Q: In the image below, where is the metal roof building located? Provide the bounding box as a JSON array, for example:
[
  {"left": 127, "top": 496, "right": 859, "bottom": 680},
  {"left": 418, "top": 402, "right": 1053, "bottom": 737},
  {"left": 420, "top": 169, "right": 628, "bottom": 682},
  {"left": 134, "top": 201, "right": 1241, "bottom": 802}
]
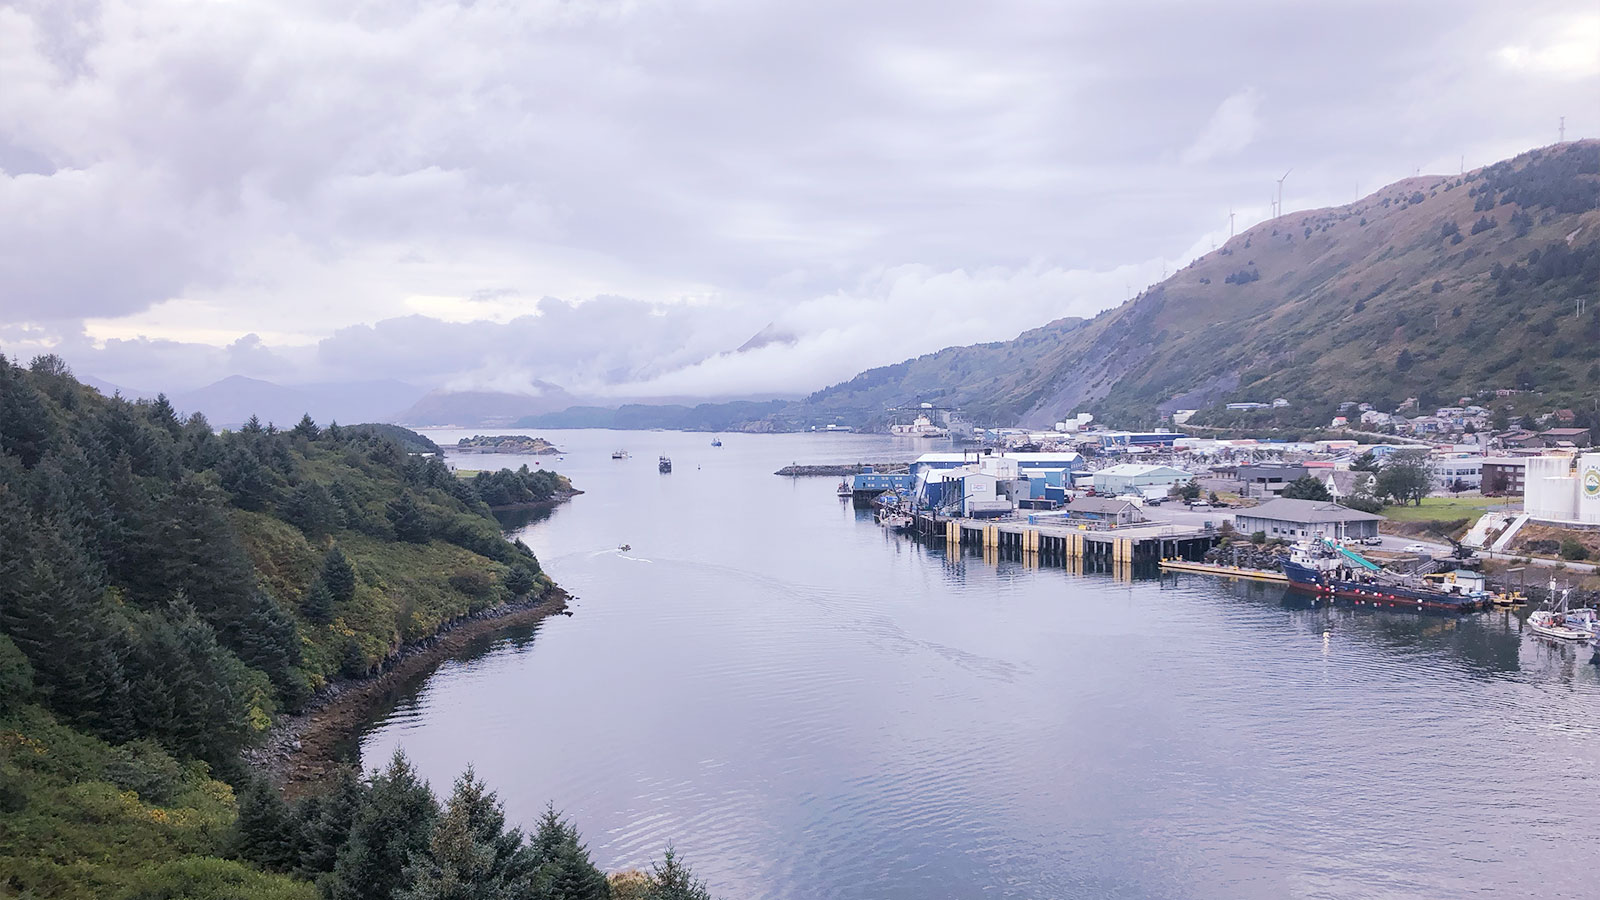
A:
[
  {"left": 1234, "top": 498, "right": 1386, "bottom": 541},
  {"left": 1091, "top": 463, "right": 1193, "bottom": 495}
]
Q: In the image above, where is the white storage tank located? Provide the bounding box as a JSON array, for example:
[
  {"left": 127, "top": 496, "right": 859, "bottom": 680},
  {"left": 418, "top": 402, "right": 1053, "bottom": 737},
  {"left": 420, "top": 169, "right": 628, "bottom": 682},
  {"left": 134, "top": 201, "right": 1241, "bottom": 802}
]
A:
[
  {"left": 1579, "top": 452, "right": 1600, "bottom": 525},
  {"left": 1531, "top": 476, "right": 1577, "bottom": 521}
]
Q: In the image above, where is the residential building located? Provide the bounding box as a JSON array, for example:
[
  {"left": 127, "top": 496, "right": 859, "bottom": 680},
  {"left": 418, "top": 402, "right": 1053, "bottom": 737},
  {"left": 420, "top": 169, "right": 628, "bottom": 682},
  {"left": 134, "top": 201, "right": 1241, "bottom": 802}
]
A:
[
  {"left": 1539, "top": 428, "right": 1592, "bottom": 448},
  {"left": 1322, "top": 470, "right": 1376, "bottom": 501},
  {"left": 1479, "top": 457, "right": 1528, "bottom": 495}
]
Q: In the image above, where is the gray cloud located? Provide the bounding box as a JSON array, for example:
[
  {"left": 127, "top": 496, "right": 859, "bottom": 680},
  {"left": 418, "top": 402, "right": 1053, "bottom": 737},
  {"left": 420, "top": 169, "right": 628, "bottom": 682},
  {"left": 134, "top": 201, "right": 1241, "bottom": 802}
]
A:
[{"left": 2, "top": 0, "right": 1596, "bottom": 396}]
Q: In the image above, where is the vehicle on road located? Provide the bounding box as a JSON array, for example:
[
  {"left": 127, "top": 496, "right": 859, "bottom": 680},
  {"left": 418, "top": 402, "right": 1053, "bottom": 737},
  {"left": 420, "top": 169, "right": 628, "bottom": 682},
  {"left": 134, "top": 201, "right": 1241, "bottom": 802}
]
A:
[
  {"left": 1358, "top": 536, "right": 1383, "bottom": 546},
  {"left": 1402, "top": 543, "right": 1428, "bottom": 553}
]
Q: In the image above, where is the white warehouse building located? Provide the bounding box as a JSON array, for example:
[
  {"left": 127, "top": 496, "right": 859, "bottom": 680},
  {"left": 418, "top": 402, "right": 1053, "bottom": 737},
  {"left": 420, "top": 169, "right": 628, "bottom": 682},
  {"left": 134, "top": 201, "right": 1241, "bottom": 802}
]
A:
[{"left": 1092, "top": 464, "right": 1194, "bottom": 496}]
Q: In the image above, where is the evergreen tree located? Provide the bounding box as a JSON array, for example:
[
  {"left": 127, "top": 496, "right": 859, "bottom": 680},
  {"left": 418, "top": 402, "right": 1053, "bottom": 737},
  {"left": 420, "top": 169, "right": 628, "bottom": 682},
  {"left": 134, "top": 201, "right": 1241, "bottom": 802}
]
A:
[
  {"left": 642, "top": 848, "right": 712, "bottom": 900},
  {"left": 0, "top": 633, "right": 35, "bottom": 715},
  {"left": 1280, "top": 475, "right": 1332, "bottom": 502},
  {"left": 148, "top": 393, "right": 184, "bottom": 439},
  {"left": 398, "top": 767, "right": 531, "bottom": 900},
  {"left": 325, "top": 752, "right": 440, "bottom": 900},
  {"left": 287, "top": 480, "right": 341, "bottom": 538},
  {"left": 1350, "top": 451, "right": 1380, "bottom": 472},
  {"left": 292, "top": 413, "right": 321, "bottom": 441},
  {"left": 0, "top": 354, "right": 56, "bottom": 467},
  {"left": 322, "top": 546, "right": 358, "bottom": 604},
  {"left": 528, "top": 805, "right": 610, "bottom": 900},
  {"left": 224, "top": 591, "right": 306, "bottom": 706},
  {"left": 219, "top": 443, "right": 276, "bottom": 510},
  {"left": 505, "top": 566, "right": 537, "bottom": 598},
  {"left": 293, "top": 768, "right": 369, "bottom": 879},
  {"left": 125, "top": 599, "right": 259, "bottom": 765},
  {"left": 0, "top": 513, "right": 132, "bottom": 740},
  {"left": 388, "top": 491, "right": 432, "bottom": 543},
  {"left": 232, "top": 778, "right": 301, "bottom": 872},
  {"left": 303, "top": 581, "right": 337, "bottom": 625}
]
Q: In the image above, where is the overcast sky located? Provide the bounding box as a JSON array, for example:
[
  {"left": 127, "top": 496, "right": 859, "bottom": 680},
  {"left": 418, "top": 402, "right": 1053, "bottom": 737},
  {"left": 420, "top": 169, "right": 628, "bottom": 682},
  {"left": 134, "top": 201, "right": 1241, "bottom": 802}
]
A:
[{"left": 2, "top": 0, "right": 1596, "bottom": 399}]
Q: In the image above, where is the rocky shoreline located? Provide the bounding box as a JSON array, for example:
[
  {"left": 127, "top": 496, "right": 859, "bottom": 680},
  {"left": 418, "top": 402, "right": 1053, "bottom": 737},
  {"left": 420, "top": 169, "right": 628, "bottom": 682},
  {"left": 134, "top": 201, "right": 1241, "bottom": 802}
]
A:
[{"left": 249, "top": 586, "right": 572, "bottom": 798}]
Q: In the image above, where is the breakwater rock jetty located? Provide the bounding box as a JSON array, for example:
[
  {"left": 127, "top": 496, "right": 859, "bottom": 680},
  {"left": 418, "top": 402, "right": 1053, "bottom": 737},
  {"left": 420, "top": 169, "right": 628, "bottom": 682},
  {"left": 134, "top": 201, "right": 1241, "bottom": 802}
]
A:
[{"left": 775, "top": 462, "right": 910, "bottom": 477}]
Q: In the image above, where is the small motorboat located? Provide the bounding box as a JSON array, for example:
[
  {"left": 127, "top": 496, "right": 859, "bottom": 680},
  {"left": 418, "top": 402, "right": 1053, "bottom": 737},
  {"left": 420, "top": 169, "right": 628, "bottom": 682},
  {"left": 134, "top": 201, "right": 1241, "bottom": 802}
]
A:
[
  {"left": 612, "top": 449, "right": 627, "bottom": 459},
  {"left": 618, "top": 543, "right": 631, "bottom": 552},
  {"left": 836, "top": 480, "right": 852, "bottom": 498},
  {"left": 658, "top": 456, "right": 672, "bottom": 473},
  {"left": 711, "top": 436, "right": 723, "bottom": 447},
  {"left": 1528, "top": 585, "right": 1596, "bottom": 641}
]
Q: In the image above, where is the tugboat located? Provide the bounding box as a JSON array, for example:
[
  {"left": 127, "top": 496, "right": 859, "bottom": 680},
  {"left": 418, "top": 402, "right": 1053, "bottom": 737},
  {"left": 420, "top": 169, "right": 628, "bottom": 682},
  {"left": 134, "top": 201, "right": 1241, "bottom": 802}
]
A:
[
  {"left": 1529, "top": 582, "right": 1598, "bottom": 641},
  {"left": 1279, "top": 537, "right": 1489, "bottom": 613},
  {"left": 658, "top": 456, "right": 672, "bottom": 474}
]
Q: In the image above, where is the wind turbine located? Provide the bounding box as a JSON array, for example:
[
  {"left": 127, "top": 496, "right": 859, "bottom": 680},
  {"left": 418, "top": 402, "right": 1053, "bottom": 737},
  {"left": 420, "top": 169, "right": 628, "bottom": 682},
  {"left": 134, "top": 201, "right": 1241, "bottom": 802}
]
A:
[
  {"left": 1229, "top": 207, "right": 1236, "bottom": 238},
  {"left": 1275, "top": 169, "right": 1292, "bottom": 219}
]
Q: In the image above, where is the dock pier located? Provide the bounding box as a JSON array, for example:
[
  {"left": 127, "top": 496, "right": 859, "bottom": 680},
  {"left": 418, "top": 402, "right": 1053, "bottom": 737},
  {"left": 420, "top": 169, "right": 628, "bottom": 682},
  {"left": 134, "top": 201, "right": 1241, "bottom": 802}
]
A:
[{"left": 906, "top": 512, "right": 1220, "bottom": 566}]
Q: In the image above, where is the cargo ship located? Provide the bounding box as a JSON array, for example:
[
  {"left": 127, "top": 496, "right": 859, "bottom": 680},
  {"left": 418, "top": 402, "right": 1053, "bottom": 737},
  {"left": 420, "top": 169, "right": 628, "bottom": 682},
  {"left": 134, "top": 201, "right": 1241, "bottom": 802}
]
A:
[{"left": 1279, "top": 538, "right": 1489, "bottom": 613}]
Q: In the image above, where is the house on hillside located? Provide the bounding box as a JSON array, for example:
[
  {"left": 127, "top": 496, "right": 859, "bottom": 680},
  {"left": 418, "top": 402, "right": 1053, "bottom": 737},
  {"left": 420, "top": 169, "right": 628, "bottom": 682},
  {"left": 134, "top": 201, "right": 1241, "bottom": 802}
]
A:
[
  {"left": 1235, "top": 498, "right": 1385, "bottom": 541},
  {"left": 1539, "top": 428, "right": 1592, "bottom": 448},
  {"left": 1323, "top": 470, "right": 1376, "bottom": 501}
]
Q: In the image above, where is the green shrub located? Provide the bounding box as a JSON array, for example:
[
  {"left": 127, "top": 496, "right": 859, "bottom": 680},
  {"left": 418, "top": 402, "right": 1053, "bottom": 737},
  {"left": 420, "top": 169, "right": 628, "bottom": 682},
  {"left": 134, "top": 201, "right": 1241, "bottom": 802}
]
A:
[
  {"left": 118, "top": 857, "right": 316, "bottom": 900},
  {"left": 1250, "top": 531, "right": 1267, "bottom": 544},
  {"left": 1560, "top": 537, "right": 1590, "bottom": 561}
]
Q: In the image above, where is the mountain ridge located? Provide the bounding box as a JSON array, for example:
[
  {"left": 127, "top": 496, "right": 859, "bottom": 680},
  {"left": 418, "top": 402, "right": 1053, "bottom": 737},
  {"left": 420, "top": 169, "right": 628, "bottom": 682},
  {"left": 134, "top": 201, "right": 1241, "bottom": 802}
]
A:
[{"left": 784, "top": 140, "right": 1600, "bottom": 430}]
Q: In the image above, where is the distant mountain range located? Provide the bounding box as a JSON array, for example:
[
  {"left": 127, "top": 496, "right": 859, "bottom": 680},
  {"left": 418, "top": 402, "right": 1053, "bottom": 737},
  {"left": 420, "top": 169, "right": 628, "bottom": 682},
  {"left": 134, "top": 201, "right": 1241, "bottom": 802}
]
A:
[{"left": 79, "top": 143, "right": 1598, "bottom": 434}]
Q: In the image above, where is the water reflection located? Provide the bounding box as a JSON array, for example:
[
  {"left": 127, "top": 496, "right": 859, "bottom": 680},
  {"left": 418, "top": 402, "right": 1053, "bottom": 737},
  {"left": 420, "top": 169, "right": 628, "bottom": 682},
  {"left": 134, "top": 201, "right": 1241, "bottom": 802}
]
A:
[{"left": 360, "top": 429, "right": 1600, "bottom": 900}]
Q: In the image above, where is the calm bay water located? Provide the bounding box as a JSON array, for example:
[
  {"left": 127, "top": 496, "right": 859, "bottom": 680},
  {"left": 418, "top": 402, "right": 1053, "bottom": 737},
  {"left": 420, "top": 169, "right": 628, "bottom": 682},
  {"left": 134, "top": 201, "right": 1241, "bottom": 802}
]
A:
[{"left": 359, "top": 429, "right": 1600, "bottom": 899}]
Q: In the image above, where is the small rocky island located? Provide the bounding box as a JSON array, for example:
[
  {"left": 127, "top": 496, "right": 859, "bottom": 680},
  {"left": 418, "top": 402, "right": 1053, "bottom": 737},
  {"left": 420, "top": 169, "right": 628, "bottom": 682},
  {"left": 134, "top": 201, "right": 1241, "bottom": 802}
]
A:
[{"left": 455, "top": 434, "right": 562, "bottom": 454}]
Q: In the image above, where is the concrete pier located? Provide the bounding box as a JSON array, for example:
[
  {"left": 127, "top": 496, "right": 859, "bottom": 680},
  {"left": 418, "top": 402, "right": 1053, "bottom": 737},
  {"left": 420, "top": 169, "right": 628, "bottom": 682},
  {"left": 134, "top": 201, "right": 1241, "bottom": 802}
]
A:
[{"left": 912, "top": 512, "right": 1220, "bottom": 566}]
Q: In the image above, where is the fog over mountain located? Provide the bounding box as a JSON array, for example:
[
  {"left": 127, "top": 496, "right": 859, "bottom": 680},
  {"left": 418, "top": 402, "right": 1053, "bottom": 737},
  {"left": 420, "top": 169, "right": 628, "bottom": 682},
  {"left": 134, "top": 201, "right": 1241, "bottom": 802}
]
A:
[{"left": 2, "top": 0, "right": 1596, "bottom": 405}]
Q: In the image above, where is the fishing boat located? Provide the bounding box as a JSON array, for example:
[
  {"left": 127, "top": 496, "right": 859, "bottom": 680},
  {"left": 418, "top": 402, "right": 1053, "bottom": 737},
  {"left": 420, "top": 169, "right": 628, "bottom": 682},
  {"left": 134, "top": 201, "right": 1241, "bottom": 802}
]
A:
[
  {"left": 1528, "top": 583, "right": 1598, "bottom": 641},
  {"left": 710, "top": 436, "right": 723, "bottom": 447},
  {"left": 658, "top": 456, "right": 672, "bottom": 473},
  {"left": 618, "top": 543, "right": 631, "bottom": 552},
  {"left": 611, "top": 449, "right": 627, "bottom": 459},
  {"left": 1279, "top": 537, "right": 1489, "bottom": 613},
  {"left": 836, "top": 480, "right": 853, "bottom": 498}
]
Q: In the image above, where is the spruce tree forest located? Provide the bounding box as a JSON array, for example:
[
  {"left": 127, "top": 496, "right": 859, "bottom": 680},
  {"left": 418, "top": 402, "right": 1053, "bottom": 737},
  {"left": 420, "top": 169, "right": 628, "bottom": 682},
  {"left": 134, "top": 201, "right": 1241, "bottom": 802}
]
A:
[{"left": 0, "top": 355, "right": 713, "bottom": 899}]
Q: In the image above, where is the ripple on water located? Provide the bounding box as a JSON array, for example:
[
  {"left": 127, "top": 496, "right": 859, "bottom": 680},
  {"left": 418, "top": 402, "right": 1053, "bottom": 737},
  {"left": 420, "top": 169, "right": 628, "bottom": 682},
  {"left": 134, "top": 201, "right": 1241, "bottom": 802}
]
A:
[{"left": 358, "top": 430, "right": 1600, "bottom": 900}]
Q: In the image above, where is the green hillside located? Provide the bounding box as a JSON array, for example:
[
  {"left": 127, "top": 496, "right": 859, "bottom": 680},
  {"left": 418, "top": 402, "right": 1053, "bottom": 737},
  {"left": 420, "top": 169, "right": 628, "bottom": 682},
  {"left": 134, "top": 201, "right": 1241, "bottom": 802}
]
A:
[
  {"left": 792, "top": 141, "right": 1600, "bottom": 429},
  {"left": 0, "top": 354, "right": 577, "bottom": 896}
]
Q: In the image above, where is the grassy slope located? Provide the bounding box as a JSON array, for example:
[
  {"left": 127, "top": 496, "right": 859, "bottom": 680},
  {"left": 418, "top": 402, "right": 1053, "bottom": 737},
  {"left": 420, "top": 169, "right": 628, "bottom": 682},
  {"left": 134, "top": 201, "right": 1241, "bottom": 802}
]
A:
[
  {"left": 791, "top": 141, "right": 1600, "bottom": 429},
  {"left": 1, "top": 705, "right": 312, "bottom": 900}
]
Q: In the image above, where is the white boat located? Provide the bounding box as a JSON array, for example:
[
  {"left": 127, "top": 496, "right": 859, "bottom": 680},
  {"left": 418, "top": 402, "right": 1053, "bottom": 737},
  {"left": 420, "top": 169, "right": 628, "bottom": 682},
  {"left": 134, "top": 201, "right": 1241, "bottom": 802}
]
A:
[
  {"left": 889, "top": 413, "right": 949, "bottom": 438},
  {"left": 1528, "top": 585, "right": 1597, "bottom": 641},
  {"left": 836, "top": 480, "right": 852, "bottom": 498}
]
